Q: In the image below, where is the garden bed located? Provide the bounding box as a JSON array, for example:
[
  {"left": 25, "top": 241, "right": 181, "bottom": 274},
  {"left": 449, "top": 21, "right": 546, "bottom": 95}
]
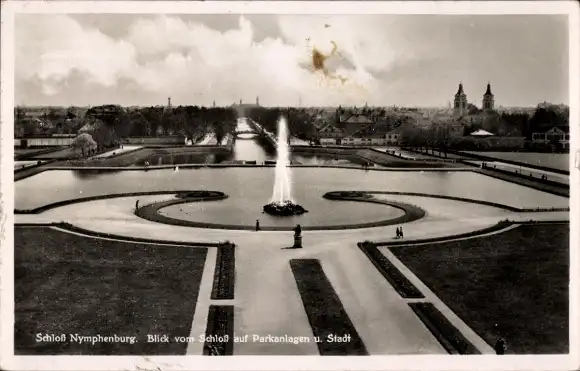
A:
[
  {"left": 390, "top": 223, "right": 569, "bottom": 354},
  {"left": 289, "top": 259, "right": 368, "bottom": 355},
  {"left": 14, "top": 226, "right": 208, "bottom": 355}
]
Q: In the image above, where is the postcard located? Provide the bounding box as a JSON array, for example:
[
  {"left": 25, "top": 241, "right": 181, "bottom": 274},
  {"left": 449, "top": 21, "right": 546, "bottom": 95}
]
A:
[{"left": 1, "top": 1, "right": 578, "bottom": 370}]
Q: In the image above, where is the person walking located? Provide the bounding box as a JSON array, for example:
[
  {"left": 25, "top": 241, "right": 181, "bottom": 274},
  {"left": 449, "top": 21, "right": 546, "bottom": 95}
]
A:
[
  {"left": 395, "top": 227, "right": 400, "bottom": 239},
  {"left": 255, "top": 219, "right": 260, "bottom": 231},
  {"left": 399, "top": 226, "right": 404, "bottom": 239}
]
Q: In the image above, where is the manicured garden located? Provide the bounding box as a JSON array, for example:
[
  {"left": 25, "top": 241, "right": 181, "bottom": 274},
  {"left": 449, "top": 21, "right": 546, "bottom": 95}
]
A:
[
  {"left": 390, "top": 223, "right": 569, "bottom": 354},
  {"left": 14, "top": 226, "right": 208, "bottom": 355},
  {"left": 290, "top": 259, "right": 368, "bottom": 355}
]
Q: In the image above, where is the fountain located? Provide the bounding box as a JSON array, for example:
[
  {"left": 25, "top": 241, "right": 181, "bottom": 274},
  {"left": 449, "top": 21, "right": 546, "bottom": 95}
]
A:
[{"left": 263, "top": 116, "right": 308, "bottom": 216}]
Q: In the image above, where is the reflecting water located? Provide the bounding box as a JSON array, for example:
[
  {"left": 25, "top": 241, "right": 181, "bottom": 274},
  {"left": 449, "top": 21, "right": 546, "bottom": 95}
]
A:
[
  {"left": 16, "top": 167, "right": 569, "bottom": 212},
  {"left": 133, "top": 117, "right": 362, "bottom": 166},
  {"left": 160, "top": 193, "right": 406, "bottom": 228},
  {"left": 233, "top": 136, "right": 276, "bottom": 163},
  {"left": 135, "top": 153, "right": 226, "bottom": 166}
]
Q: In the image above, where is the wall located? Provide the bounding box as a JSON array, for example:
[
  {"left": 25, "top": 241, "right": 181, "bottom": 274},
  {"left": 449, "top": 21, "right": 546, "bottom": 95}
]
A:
[
  {"left": 123, "top": 136, "right": 185, "bottom": 145},
  {"left": 17, "top": 137, "right": 75, "bottom": 147},
  {"left": 341, "top": 136, "right": 399, "bottom": 146},
  {"left": 484, "top": 136, "right": 526, "bottom": 149},
  {"left": 320, "top": 138, "right": 337, "bottom": 145}
]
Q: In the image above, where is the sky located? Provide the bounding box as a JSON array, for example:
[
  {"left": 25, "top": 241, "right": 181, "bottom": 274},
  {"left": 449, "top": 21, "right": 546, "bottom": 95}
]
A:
[{"left": 14, "top": 14, "right": 569, "bottom": 107}]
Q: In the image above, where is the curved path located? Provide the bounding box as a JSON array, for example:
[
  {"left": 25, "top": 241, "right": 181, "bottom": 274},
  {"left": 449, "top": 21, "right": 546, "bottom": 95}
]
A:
[
  {"left": 14, "top": 191, "right": 568, "bottom": 356},
  {"left": 136, "top": 191, "right": 426, "bottom": 231}
]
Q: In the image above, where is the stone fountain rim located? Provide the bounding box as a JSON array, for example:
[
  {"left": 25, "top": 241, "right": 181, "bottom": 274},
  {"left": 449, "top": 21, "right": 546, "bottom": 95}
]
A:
[{"left": 135, "top": 190, "right": 427, "bottom": 231}]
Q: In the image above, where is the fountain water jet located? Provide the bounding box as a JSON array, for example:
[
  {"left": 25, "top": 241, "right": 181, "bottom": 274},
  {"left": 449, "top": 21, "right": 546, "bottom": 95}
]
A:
[{"left": 263, "top": 116, "right": 308, "bottom": 216}]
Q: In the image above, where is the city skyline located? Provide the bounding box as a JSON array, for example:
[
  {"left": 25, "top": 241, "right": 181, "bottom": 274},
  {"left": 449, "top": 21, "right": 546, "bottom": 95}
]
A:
[{"left": 15, "top": 14, "right": 569, "bottom": 107}]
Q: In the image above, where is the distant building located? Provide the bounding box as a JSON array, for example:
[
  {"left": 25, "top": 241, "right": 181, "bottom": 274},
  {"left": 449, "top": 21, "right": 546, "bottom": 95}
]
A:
[
  {"left": 14, "top": 134, "right": 76, "bottom": 148},
  {"left": 338, "top": 114, "right": 374, "bottom": 136},
  {"left": 232, "top": 97, "right": 260, "bottom": 116},
  {"left": 532, "top": 126, "right": 570, "bottom": 150},
  {"left": 24, "top": 109, "right": 48, "bottom": 118},
  {"left": 317, "top": 113, "right": 400, "bottom": 146},
  {"left": 482, "top": 83, "right": 495, "bottom": 111},
  {"left": 469, "top": 129, "right": 495, "bottom": 137},
  {"left": 453, "top": 83, "right": 468, "bottom": 116},
  {"left": 317, "top": 123, "right": 344, "bottom": 139},
  {"left": 78, "top": 123, "right": 97, "bottom": 135}
]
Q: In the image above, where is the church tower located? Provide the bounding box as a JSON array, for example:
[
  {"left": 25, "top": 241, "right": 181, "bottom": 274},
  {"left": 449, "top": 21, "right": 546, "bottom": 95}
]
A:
[
  {"left": 453, "top": 83, "right": 467, "bottom": 116},
  {"left": 482, "top": 83, "right": 495, "bottom": 111}
]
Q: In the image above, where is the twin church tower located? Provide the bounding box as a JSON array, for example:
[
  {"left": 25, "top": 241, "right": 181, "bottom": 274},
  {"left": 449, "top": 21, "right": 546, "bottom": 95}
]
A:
[{"left": 453, "top": 82, "right": 495, "bottom": 116}]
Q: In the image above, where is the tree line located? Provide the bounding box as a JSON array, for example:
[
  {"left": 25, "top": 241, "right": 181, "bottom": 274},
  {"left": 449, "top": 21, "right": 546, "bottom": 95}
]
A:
[
  {"left": 16, "top": 105, "right": 238, "bottom": 149},
  {"left": 245, "top": 107, "right": 325, "bottom": 142}
]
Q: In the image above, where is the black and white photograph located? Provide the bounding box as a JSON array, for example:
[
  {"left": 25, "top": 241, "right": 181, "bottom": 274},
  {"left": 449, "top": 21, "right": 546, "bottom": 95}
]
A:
[{"left": 0, "top": 1, "right": 578, "bottom": 370}]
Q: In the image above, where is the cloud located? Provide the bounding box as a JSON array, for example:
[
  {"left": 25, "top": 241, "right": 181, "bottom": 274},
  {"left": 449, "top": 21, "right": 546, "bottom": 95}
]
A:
[
  {"left": 14, "top": 14, "right": 568, "bottom": 107},
  {"left": 16, "top": 15, "right": 137, "bottom": 96},
  {"left": 15, "top": 14, "right": 385, "bottom": 106}
]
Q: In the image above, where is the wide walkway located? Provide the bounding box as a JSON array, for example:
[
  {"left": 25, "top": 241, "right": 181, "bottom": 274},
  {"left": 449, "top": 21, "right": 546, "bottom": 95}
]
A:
[
  {"left": 15, "top": 192, "right": 568, "bottom": 355},
  {"left": 464, "top": 160, "right": 569, "bottom": 184}
]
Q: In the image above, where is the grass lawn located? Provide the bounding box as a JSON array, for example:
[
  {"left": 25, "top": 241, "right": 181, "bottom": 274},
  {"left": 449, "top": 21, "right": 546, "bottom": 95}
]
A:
[
  {"left": 390, "top": 223, "right": 569, "bottom": 354},
  {"left": 15, "top": 148, "right": 53, "bottom": 156},
  {"left": 290, "top": 259, "right": 368, "bottom": 355},
  {"left": 33, "top": 147, "right": 83, "bottom": 159},
  {"left": 52, "top": 147, "right": 232, "bottom": 167},
  {"left": 14, "top": 226, "right": 208, "bottom": 355}
]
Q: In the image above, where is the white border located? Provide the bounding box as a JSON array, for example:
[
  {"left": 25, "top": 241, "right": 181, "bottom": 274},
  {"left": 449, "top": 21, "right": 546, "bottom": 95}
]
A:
[{"left": 1, "top": 2, "right": 578, "bottom": 370}]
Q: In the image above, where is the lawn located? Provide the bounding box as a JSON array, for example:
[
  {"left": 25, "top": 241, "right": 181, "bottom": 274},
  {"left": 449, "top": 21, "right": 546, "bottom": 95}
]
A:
[
  {"left": 290, "top": 259, "right": 368, "bottom": 355},
  {"left": 14, "top": 226, "right": 208, "bottom": 355},
  {"left": 390, "top": 223, "right": 569, "bottom": 354},
  {"left": 15, "top": 148, "right": 52, "bottom": 156},
  {"left": 32, "top": 147, "right": 83, "bottom": 159}
]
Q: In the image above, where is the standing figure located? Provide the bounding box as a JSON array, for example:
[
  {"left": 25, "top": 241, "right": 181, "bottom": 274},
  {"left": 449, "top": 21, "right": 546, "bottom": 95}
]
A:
[
  {"left": 294, "top": 224, "right": 302, "bottom": 237},
  {"left": 255, "top": 219, "right": 260, "bottom": 232},
  {"left": 399, "top": 226, "right": 404, "bottom": 239},
  {"left": 494, "top": 337, "right": 507, "bottom": 355},
  {"left": 395, "top": 227, "right": 401, "bottom": 239},
  {"left": 293, "top": 224, "right": 303, "bottom": 248}
]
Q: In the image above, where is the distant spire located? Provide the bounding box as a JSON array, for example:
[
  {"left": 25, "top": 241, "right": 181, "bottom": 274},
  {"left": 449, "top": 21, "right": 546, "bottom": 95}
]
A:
[
  {"left": 485, "top": 82, "right": 493, "bottom": 96},
  {"left": 456, "top": 83, "right": 465, "bottom": 95}
]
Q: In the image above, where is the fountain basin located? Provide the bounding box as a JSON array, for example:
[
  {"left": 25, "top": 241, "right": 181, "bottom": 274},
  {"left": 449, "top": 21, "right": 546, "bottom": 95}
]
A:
[{"left": 263, "top": 201, "right": 308, "bottom": 216}]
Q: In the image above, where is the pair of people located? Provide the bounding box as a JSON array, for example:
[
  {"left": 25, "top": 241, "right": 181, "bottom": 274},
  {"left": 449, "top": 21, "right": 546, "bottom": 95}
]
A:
[{"left": 395, "top": 226, "right": 404, "bottom": 239}]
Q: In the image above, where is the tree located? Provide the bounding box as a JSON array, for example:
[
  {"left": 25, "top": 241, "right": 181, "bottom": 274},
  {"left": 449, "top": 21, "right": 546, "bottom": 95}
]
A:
[
  {"left": 399, "top": 126, "right": 426, "bottom": 149},
  {"left": 72, "top": 133, "right": 97, "bottom": 157},
  {"left": 47, "top": 108, "right": 59, "bottom": 123},
  {"left": 529, "top": 104, "right": 569, "bottom": 138},
  {"left": 127, "top": 111, "right": 151, "bottom": 136}
]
